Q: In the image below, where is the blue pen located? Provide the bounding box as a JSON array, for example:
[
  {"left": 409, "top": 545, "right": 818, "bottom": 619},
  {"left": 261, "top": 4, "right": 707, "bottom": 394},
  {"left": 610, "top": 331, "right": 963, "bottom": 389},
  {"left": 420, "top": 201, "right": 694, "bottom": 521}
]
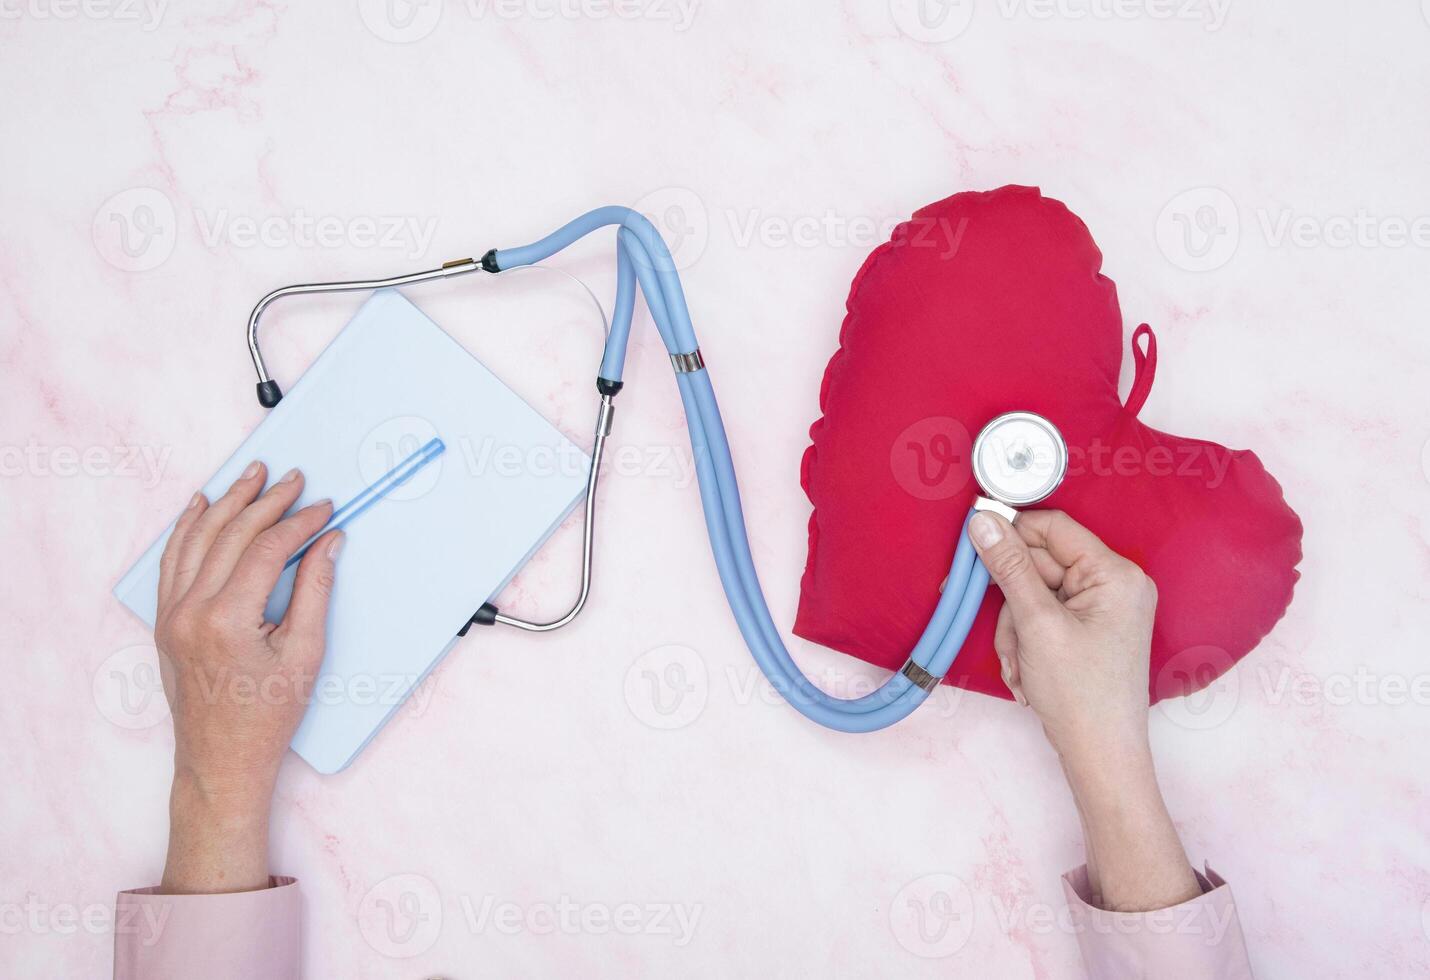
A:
[{"left": 284, "top": 436, "right": 446, "bottom": 568}]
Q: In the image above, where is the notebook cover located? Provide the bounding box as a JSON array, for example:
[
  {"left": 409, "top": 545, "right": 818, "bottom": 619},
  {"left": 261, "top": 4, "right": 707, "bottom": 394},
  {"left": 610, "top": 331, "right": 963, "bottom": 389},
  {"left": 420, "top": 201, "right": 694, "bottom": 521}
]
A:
[{"left": 114, "top": 289, "right": 590, "bottom": 773}]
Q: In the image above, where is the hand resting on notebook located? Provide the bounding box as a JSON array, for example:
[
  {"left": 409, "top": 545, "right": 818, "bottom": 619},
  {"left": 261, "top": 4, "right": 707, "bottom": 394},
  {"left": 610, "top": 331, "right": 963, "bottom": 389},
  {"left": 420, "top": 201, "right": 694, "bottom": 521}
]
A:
[{"left": 151, "top": 461, "right": 343, "bottom": 895}]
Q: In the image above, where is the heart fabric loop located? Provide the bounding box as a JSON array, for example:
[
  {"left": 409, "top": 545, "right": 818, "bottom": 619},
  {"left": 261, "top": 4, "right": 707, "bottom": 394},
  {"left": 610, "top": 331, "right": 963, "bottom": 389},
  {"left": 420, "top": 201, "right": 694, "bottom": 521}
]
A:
[{"left": 1124, "top": 323, "right": 1158, "bottom": 417}]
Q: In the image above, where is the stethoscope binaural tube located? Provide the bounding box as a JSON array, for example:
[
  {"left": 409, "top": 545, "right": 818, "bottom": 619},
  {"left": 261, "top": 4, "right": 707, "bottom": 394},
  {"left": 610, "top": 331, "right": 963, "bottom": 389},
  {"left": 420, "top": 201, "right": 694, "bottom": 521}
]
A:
[{"left": 243, "top": 205, "right": 1069, "bottom": 732}]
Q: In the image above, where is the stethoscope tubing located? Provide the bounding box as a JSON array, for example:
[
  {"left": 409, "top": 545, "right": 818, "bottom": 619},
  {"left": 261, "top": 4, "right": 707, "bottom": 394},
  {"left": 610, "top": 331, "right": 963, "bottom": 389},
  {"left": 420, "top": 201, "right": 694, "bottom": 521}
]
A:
[
  {"left": 495, "top": 207, "right": 990, "bottom": 732},
  {"left": 683, "top": 368, "right": 990, "bottom": 728}
]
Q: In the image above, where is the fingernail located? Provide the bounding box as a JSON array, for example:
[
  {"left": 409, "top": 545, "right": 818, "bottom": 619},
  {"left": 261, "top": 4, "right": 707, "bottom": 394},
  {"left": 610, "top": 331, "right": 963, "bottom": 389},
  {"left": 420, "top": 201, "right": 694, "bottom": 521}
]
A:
[
  {"left": 242, "top": 461, "right": 261, "bottom": 480},
  {"left": 309, "top": 497, "right": 333, "bottom": 512},
  {"left": 970, "top": 513, "right": 1002, "bottom": 548},
  {"left": 326, "top": 532, "right": 345, "bottom": 560},
  {"left": 187, "top": 492, "right": 204, "bottom": 510},
  {"left": 278, "top": 467, "right": 300, "bottom": 484}
]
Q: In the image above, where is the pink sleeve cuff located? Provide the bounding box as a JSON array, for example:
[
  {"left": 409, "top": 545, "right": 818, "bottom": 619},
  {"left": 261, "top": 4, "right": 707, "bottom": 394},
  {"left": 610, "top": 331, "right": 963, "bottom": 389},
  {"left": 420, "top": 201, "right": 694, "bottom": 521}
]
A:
[
  {"left": 113, "top": 876, "right": 301, "bottom": 980},
  {"left": 1061, "top": 864, "right": 1253, "bottom": 979}
]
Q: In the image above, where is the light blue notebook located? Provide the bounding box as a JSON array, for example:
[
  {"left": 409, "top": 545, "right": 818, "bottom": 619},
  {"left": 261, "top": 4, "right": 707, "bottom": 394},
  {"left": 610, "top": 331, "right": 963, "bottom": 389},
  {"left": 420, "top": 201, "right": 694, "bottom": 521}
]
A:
[{"left": 114, "top": 290, "right": 590, "bottom": 773}]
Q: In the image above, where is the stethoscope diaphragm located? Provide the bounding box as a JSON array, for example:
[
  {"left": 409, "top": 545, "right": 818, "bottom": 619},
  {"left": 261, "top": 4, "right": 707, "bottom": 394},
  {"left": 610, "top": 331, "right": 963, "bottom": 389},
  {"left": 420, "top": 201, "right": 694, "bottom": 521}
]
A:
[{"left": 971, "top": 411, "right": 1068, "bottom": 508}]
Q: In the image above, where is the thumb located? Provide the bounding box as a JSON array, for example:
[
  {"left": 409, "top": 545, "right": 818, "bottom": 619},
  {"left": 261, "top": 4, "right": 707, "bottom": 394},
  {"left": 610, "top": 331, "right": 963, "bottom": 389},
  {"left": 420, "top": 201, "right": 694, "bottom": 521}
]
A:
[
  {"left": 968, "top": 512, "right": 1058, "bottom": 620},
  {"left": 274, "top": 530, "right": 342, "bottom": 660}
]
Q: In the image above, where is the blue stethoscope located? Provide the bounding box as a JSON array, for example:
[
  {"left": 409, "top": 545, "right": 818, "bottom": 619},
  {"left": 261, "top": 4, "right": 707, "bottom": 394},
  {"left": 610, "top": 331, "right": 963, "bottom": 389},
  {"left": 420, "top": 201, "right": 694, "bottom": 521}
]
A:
[{"left": 244, "top": 206, "right": 1069, "bottom": 733}]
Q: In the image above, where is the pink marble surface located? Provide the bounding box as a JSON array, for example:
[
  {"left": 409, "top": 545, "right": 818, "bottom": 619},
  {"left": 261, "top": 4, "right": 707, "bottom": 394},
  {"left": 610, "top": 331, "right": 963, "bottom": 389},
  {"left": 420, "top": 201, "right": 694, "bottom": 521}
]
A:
[{"left": 3, "top": 2, "right": 1428, "bottom": 976}]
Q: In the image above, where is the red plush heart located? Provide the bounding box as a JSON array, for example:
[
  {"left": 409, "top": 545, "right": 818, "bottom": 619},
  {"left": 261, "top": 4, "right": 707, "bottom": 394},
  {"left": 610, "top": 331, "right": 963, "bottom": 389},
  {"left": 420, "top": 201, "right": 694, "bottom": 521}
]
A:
[{"left": 794, "top": 185, "right": 1302, "bottom": 703}]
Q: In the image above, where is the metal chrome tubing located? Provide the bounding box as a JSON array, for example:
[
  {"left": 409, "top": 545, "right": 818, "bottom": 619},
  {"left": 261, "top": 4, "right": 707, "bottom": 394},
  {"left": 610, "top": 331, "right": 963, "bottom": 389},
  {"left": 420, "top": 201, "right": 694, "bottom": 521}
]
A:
[
  {"left": 246, "top": 258, "right": 483, "bottom": 386},
  {"left": 492, "top": 394, "right": 613, "bottom": 632}
]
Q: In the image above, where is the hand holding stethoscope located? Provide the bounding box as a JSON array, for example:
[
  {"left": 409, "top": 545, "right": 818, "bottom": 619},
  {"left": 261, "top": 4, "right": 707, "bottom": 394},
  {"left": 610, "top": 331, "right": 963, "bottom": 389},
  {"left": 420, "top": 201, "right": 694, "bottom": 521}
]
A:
[{"left": 963, "top": 505, "right": 1203, "bottom": 914}]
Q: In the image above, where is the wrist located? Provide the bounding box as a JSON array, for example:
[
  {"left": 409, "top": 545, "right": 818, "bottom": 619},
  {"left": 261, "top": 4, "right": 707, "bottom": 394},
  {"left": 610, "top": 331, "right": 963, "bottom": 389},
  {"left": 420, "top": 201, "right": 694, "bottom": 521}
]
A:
[
  {"left": 1056, "top": 739, "right": 1201, "bottom": 912},
  {"left": 1060, "top": 738, "right": 1158, "bottom": 820},
  {"left": 1050, "top": 707, "right": 1152, "bottom": 785},
  {"left": 162, "top": 769, "right": 274, "bottom": 894},
  {"left": 170, "top": 764, "right": 275, "bottom": 827}
]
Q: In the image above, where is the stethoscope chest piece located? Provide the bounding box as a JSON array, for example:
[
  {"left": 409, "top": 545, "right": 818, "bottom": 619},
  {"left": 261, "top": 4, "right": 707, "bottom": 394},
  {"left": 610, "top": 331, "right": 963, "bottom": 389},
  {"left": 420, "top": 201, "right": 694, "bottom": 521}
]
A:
[{"left": 971, "top": 411, "right": 1068, "bottom": 510}]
